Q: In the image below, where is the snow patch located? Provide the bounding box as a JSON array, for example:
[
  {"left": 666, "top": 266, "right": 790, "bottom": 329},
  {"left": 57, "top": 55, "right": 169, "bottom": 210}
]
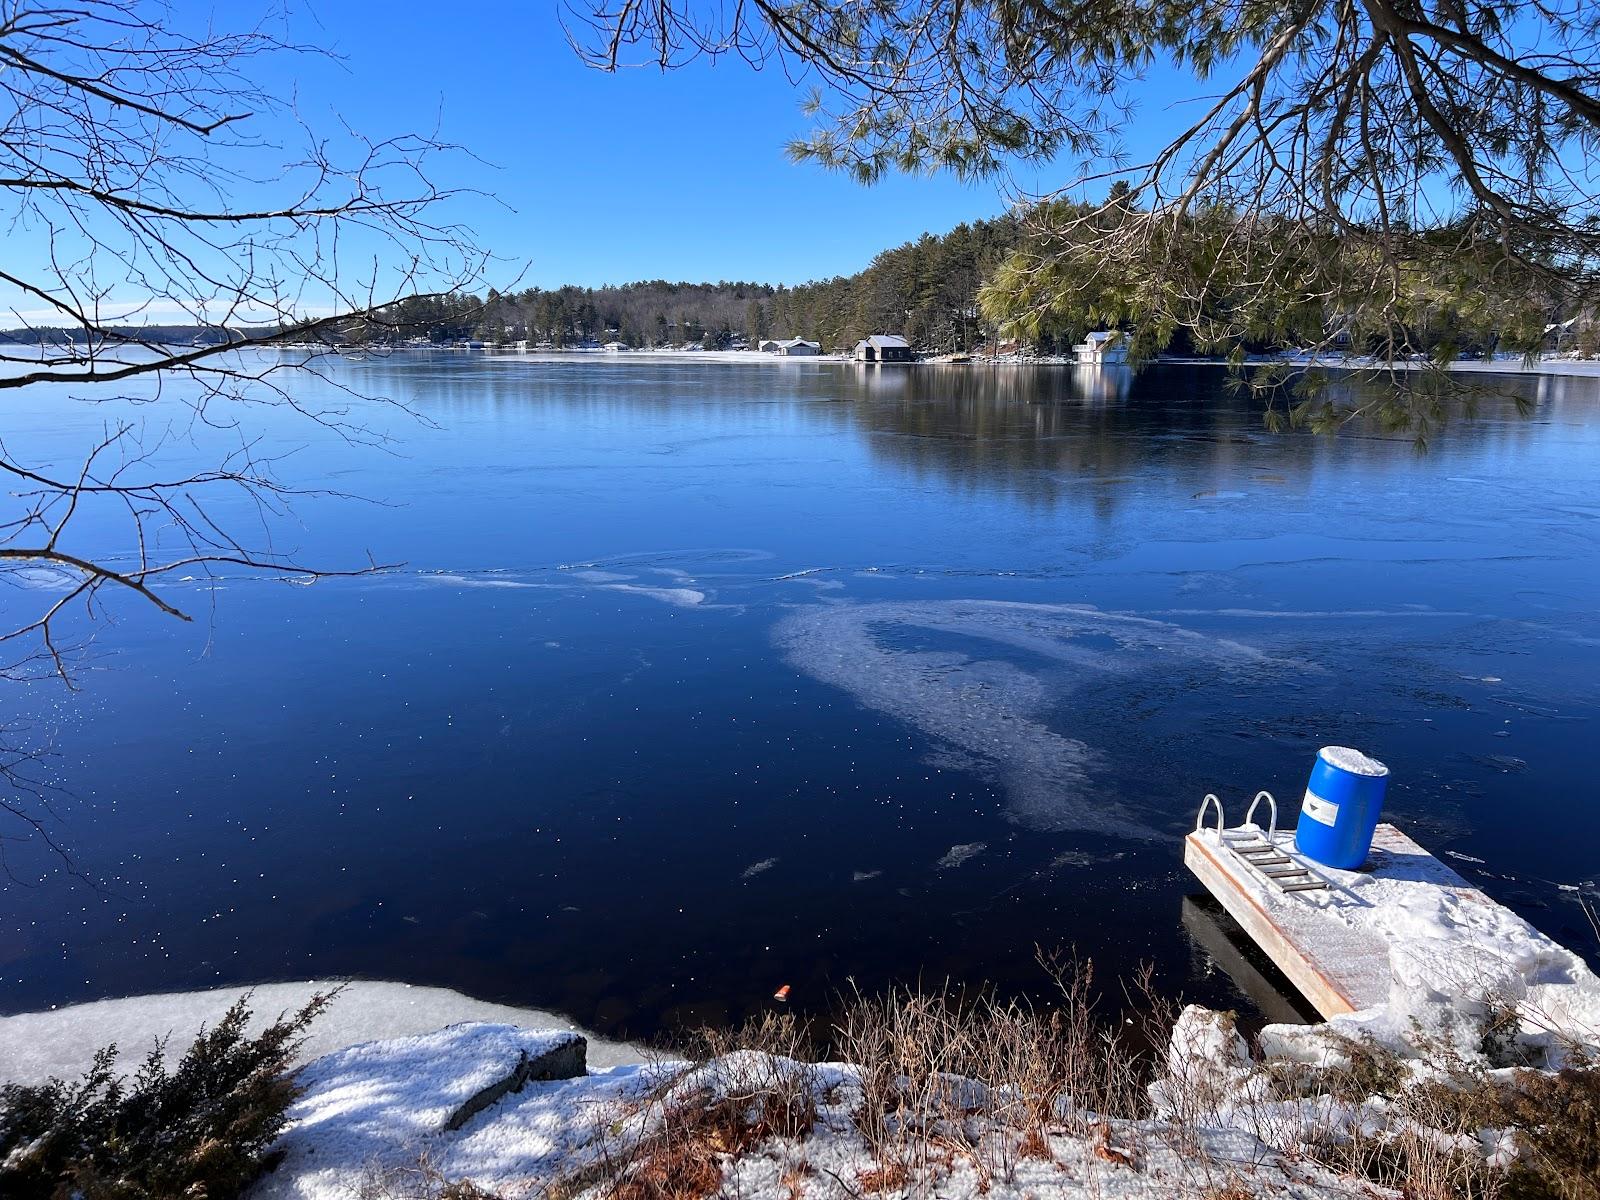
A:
[
  {"left": 253, "top": 1028, "right": 1361, "bottom": 1200},
  {"left": 252, "top": 1024, "right": 662, "bottom": 1200},
  {"left": 1318, "top": 745, "right": 1388, "bottom": 776},
  {"left": 0, "top": 980, "right": 641, "bottom": 1088},
  {"left": 937, "top": 842, "right": 987, "bottom": 870},
  {"left": 1194, "top": 827, "right": 1600, "bottom": 1071},
  {"left": 601, "top": 583, "right": 706, "bottom": 607}
]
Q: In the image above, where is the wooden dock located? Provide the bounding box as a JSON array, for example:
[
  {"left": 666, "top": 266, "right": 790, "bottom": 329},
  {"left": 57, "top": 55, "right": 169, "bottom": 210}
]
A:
[{"left": 1184, "top": 821, "right": 1494, "bottom": 1020}]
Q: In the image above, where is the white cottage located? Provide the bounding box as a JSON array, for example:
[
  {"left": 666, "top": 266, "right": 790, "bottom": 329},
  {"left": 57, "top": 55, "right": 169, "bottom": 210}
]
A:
[{"left": 1072, "top": 331, "right": 1128, "bottom": 365}]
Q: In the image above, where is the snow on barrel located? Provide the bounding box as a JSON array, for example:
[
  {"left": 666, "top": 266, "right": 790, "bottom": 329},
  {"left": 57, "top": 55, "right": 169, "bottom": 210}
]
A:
[{"left": 1294, "top": 746, "right": 1389, "bottom": 870}]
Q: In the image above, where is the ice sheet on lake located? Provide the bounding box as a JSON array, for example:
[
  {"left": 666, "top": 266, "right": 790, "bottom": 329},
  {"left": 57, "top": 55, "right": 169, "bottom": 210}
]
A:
[
  {"left": 936, "top": 842, "right": 987, "bottom": 869},
  {"left": 567, "top": 570, "right": 633, "bottom": 582},
  {"left": 740, "top": 857, "right": 778, "bottom": 879},
  {"left": 417, "top": 563, "right": 714, "bottom": 607},
  {"left": 599, "top": 583, "right": 706, "bottom": 607},
  {"left": 775, "top": 600, "right": 1274, "bottom": 839}
]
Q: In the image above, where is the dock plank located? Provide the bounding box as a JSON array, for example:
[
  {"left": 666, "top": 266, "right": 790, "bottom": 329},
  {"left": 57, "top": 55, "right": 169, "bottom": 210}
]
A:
[
  {"left": 1184, "top": 830, "right": 1388, "bottom": 1017},
  {"left": 1186, "top": 820, "right": 1600, "bottom": 1060},
  {"left": 1182, "top": 822, "right": 1501, "bottom": 1020}
]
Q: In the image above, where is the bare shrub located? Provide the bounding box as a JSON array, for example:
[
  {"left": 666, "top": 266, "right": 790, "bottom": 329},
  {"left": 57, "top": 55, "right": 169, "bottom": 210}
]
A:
[
  {"left": 1260, "top": 1029, "right": 1510, "bottom": 1200},
  {"left": 831, "top": 953, "right": 1160, "bottom": 1188},
  {"left": 1496, "top": 1062, "right": 1600, "bottom": 1200},
  {"left": 359, "top": 1153, "right": 505, "bottom": 1200},
  {"left": 536, "top": 1013, "right": 823, "bottom": 1200},
  {"left": 354, "top": 963, "right": 1598, "bottom": 1200}
]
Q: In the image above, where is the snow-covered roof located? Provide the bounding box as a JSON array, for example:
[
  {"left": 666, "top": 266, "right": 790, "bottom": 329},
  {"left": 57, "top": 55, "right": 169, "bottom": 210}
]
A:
[
  {"left": 777, "top": 338, "right": 819, "bottom": 349},
  {"left": 1084, "top": 330, "right": 1121, "bottom": 344},
  {"left": 856, "top": 334, "right": 909, "bottom": 350}
]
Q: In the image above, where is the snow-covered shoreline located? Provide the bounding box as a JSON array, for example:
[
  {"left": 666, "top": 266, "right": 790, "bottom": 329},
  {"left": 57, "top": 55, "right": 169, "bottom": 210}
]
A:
[
  {"left": 399, "top": 344, "right": 1600, "bottom": 380},
  {"left": 5, "top": 917, "right": 1596, "bottom": 1199},
  {"left": 250, "top": 1026, "right": 1367, "bottom": 1200},
  {"left": 0, "top": 979, "right": 643, "bottom": 1088}
]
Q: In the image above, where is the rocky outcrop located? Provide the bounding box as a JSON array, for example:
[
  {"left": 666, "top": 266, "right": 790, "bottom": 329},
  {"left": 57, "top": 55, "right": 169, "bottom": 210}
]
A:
[{"left": 442, "top": 1031, "right": 587, "bottom": 1131}]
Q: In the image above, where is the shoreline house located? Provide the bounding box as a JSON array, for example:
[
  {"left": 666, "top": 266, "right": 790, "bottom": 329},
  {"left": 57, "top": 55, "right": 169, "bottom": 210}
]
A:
[
  {"left": 1072, "top": 330, "right": 1129, "bottom": 365},
  {"left": 854, "top": 334, "right": 914, "bottom": 363},
  {"left": 759, "top": 337, "right": 822, "bottom": 356}
]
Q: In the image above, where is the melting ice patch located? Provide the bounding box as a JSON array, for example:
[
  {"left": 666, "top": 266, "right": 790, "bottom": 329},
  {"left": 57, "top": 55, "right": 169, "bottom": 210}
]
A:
[
  {"left": 3, "top": 565, "right": 84, "bottom": 591},
  {"left": 774, "top": 600, "right": 1274, "bottom": 840},
  {"left": 600, "top": 583, "right": 706, "bottom": 607},
  {"left": 937, "top": 842, "right": 987, "bottom": 870},
  {"left": 424, "top": 573, "right": 553, "bottom": 590}
]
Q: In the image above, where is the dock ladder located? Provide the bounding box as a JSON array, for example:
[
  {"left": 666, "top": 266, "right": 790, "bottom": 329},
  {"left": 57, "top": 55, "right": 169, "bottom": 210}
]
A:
[{"left": 1196, "top": 792, "right": 1328, "bottom": 894}]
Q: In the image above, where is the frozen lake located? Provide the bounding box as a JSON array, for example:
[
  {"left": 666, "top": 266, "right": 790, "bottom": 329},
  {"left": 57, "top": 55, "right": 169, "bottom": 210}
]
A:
[{"left": 2, "top": 352, "right": 1596, "bottom": 1038}]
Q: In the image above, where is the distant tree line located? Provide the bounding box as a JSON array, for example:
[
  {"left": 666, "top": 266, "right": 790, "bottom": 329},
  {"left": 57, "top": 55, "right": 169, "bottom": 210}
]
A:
[
  {"left": 371, "top": 215, "right": 1026, "bottom": 352},
  {"left": 12, "top": 208, "right": 1593, "bottom": 364}
]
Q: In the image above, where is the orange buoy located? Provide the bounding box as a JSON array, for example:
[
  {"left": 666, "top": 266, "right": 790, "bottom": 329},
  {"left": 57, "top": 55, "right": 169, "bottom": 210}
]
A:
[{"left": 772, "top": 984, "right": 791, "bottom": 1002}]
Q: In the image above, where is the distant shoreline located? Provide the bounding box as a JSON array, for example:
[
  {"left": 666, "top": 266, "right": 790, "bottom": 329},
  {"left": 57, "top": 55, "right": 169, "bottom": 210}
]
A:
[
  {"left": 374, "top": 342, "right": 1600, "bottom": 380},
  {"left": 396, "top": 344, "right": 1600, "bottom": 379},
  {"left": 13, "top": 339, "right": 1600, "bottom": 381}
]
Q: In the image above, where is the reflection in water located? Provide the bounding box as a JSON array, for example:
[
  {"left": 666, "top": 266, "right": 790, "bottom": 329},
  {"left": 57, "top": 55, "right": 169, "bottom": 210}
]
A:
[
  {"left": 1180, "top": 895, "right": 1320, "bottom": 1027},
  {"left": 774, "top": 599, "right": 1280, "bottom": 838},
  {"left": 3, "top": 354, "right": 1597, "bottom": 1035},
  {"left": 842, "top": 363, "right": 1591, "bottom": 513}
]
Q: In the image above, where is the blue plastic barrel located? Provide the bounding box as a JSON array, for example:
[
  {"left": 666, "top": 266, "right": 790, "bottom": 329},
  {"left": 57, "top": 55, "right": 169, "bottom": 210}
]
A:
[{"left": 1293, "top": 746, "right": 1390, "bottom": 869}]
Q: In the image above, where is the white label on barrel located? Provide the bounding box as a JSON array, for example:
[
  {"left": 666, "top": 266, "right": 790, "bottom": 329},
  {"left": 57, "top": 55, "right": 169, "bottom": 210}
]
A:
[{"left": 1302, "top": 790, "right": 1339, "bottom": 826}]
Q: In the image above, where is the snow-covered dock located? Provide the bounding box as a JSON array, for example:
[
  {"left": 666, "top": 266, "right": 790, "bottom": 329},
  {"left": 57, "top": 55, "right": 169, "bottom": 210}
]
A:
[{"left": 1185, "top": 816, "right": 1593, "bottom": 1027}]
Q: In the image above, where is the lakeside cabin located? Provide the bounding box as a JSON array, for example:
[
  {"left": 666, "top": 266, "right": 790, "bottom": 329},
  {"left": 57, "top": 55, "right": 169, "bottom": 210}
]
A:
[
  {"left": 759, "top": 337, "right": 822, "bottom": 356},
  {"left": 854, "top": 334, "right": 914, "bottom": 363},
  {"left": 1073, "top": 331, "right": 1128, "bottom": 365}
]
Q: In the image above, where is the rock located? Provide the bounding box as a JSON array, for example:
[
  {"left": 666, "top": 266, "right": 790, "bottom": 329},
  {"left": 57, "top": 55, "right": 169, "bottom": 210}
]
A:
[
  {"left": 1151, "top": 1006, "right": 1256, "bottom": 1119},
  {"left": 442, "top": 1031, "right": 587, "bottom": 1132}
]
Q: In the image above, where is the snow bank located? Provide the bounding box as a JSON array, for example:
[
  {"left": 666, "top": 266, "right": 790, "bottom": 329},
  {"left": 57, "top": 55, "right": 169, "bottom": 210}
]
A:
[
  {"left": 1182, "top": 825, "right": 1600, "bottom": 1076},
  {"left": 252, "top": 1026, "right": 1363, "bottom": 1200},
  {"left": 252, "top": 1024, "right": 665, "bottom": 1200},
  {"left": 1264, "top": 836, "right": 1598, "bottom": 1069},
  {"left": 0, "top": 980, "right": 642, "bottom": 1087}
]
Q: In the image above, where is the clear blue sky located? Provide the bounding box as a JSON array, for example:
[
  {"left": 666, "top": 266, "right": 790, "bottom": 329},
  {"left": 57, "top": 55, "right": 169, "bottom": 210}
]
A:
[
  {"left": 267, "top": 0, "right": 1154, "bottom": 289},
  {"left": 5, "top": 0, "right": 1204, "bottom": 324}
]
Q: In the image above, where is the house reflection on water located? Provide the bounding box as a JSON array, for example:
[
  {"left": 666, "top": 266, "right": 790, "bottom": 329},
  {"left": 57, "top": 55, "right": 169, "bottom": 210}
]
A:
[{"left": 844, "top": 361, "right": 1585, "bottom": 515}]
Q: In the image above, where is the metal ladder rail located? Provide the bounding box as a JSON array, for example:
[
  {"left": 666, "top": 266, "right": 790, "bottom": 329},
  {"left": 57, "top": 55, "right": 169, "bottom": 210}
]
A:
[{"left": 1194, "top": 790, "right": 1328, "bottom": 894}]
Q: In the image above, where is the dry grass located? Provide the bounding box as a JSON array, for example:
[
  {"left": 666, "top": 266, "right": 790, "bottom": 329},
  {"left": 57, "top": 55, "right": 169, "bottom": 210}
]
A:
[
  {"left": 565, "top": 1016, "right": 820, "bottom": 1200},
  {"left": 354, "top": 954, "right": 1600, "bottom": 1200},
  {"left": 831, "top": 951, "right": 1172, "bottom": 1190},
  {"left": 1246, "top": 1022, "right": 1600, "bottom": 1200},
  {"left": 360, "top": 1151, "right": 507, "bottom": 1200},
  {"left": 1496, "top": 1061, "right": 1600, "bottom": 1200},
  {"left": 854, "top": 1160, "right": 910, "bottom": 1193}
]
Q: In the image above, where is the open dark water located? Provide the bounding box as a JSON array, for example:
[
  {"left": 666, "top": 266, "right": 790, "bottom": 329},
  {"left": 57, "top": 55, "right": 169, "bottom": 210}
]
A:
[{"left": 2, "top": 353, "right": 1597, "bottom": 1039}]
